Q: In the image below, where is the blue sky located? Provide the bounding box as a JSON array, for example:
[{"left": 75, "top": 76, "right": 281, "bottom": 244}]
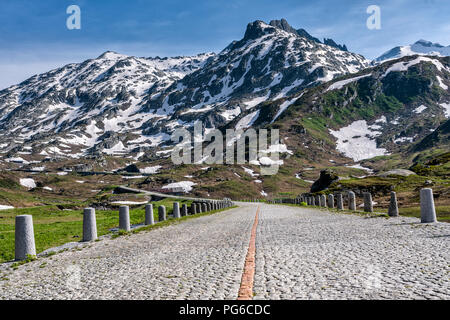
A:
[{"left": 0, "top": 0, "right": 449, "bottom": 89}]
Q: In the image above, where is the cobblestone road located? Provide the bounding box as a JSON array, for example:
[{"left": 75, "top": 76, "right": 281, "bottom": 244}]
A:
[
  {"left": 253, "top": 205, "right": 450, "bottom": 299},
  {"left": 0, "top": 206, "right": 255, "bottom": 299},
  {"left": 1, "top": 203, "right": 449, "bottom": 300}
]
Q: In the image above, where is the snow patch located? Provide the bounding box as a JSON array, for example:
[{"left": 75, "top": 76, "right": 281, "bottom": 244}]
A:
[
  {"left": 440, "top": 103, "right": 450, "bottom": 118},
  {"left": 326, "top": 74, "right": 371, "bottom": 91},
  {"left": 413, "top": 105, "right": 427, "bottom": 114},
  {"left": 162, "top": 181, "right": 196, "bottom": 193},
  {"left": 140, "top": 166, "right": 162, "bottom": 174},
  {"left": 329, "top": 120, "right": 389, "bottom": 162},
  {"left": 20, "top": 178, "right": 36, "bottom": 189}
]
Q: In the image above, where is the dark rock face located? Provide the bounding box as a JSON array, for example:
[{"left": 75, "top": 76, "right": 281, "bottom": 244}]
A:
[
  {"left": 310, "top": 169, "right": 339, "bottom": 193},
  {"left": 411, "top": 119, "right": 450, "bottom": 152},
  {"left": 323, "top": 38, "right": 348, "bottom": 52},
  {"left": 123, "top": 164, "right": 140, "bottom": 173},
  {"left": 269, "top": 19, "right": 298, "bottom": 34}
]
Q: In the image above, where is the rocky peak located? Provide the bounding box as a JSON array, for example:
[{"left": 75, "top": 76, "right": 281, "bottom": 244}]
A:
[
  {"left": 243, "top": 20, "right": 273, "bottom": 40},
  {"left": 268, "top": 18, "right": 298, "bottom": 35},
  {"left": 414, "top": 39, "right": 444, "bottom": 48},
  {"left": 323, "top": 38, "right": 348, "bottom": 52}
]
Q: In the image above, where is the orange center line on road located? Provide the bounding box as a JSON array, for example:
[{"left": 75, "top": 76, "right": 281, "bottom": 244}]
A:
[{"left": 237, "top": 205, "right": 260, "bottom": 300}]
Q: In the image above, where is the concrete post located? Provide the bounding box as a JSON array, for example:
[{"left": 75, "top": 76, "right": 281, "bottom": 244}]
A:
[
  {"left": 83, "top": 208, "right": 97, "bottom": 241},
  {"left": 191, "top": 203, "right": 197, "bottom": 215},
  {"left": 328, "top": 194, "right": 334, "bottom": 209},
  {"left": 181, "top": 204, "right": 188, "bottom": 217},
  {"left": 363, "top": 192, "right": 373, "bottom": 212},
  {"left": 388, "top": 191, "right": 399, "bottom": 217},
  {"left": 145, "top": 204, "right": 154, "bottom": 225},
  {"left": 315, "top": 195, "right": 320, "bottom": 206},
  {"left": 173, "top": 202, "right": 181, "bottom": 219},
  {"left": 158, "top": 205, "right": 166, "bottom": 222},
  {"left": 15, "top": 215, "right": 36, "bottom": 261},
  {"left": 420, "top": 188, "right": 437, "bottom": 223},
  {"left": 320, "top": 195, "right": 327, "bottom": 207},
  {"left": 197, "top": 203, "right": 202, "bottom": 213},
  {"left": 348, "top": 191, "right": 356, "bottom": 211},
  {"left": 203, "top": 203, "right": 208, "bottom": 212},
  {"left": 311, "top": 197, "right": 316, "bottom": 206},
  {"left": 336, "top": 193, "right": 343, "bottom": 210},
  {"left": 119, "top": 206, "right": 131, "bottom": 231}
]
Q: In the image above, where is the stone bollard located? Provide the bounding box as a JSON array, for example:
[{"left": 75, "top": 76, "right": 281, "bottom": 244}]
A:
[
  {"left": 191, "top": 204, "right": 197, "bottom": 215},
  {"left": 420, "top": 188, "right": 437, "bottom": 223},
  {"left": 119, "top": 206, "right": 131, "bottom": 231},
  {"left": 181, "top": 204, "right": 188, "bottom": 217},
  {"left": 311, "top": 197, "right": 316, "bottom": 206},
  {"left": 173, "top": 202, "right": 181, "bottom": 219},
  {"left": 145, "top": 204, "right": 154, "bottom": 225},
  {"left": 348, "top": 191, "right": 356, "bottom": 211},
  {"left": 328, "top": 194, "right": 334, "bottom": 209},
  {"left": 197, "top": 203, "right": 202, "bottom": 213},
  {"left": 207, "top": 202, "right": 212, "bottom": 211},
  {"left": 388, "top": 191, "right": 399, "bottom": 217},
  {"left": 83, "top": 208, "right": 97, "bottom": 242},
  {"left": 15, "top": 215, "right": 36, "bottom": 261},
  {"left": 320, "top": 195, "right": 327, "bottom": 207},
  {"left": 336, "top": 193, "right": 343, "bottom": 210},
  {"left": 363, "top": 192, "right": 373, "bottom": 213},
  {"left": 315, "top": 195, "right": 320, "bottom": 206},
  {"left": 158, "top": 205, "right": 166, "bottom": 222}
]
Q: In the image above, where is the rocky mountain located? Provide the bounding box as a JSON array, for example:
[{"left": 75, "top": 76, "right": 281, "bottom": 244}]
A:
[
  {"left": 267, "top": 55, "right": 450, "bottom": 164},
  {"left": 144, "top": 19, "right": 368, "bottom": 135},
  {"left": 0, "top": 51, "right": 215, "bottom": 158},
  {"left": 376, "top": 40, "right": 450, "bottom": 62},
  {"left": 0, "top": 19, "right": 369, "bottom": 161}
]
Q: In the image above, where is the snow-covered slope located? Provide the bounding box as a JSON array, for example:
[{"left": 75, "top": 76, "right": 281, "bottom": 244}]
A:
[
  {"left": 376, "top": 40, "right": 450, "bottom": 63},
  {"left": 0, "top": 51, "right": 215, "bottom": 158},
  {"left": 144, "top": 19, "right": 369, "bottom": 136},
  {"left": 0, "top": 19, "right": 369, "bottom": 160},
  {"left": 274, "top": 54, "right": 450, "bottom": 162}
]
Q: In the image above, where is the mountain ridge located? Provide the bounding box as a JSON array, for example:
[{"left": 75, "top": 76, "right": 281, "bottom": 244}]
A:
[{"left": 0, "top": 18, "right": 369, "bottom": 161}]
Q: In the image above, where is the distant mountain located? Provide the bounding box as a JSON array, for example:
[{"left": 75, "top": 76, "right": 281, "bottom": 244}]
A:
[
  {"left": 267, "top": 55, "right": 450, "bottom": 162},
  {"left": 0, "top": 18, "right": 369, "bottom": 160},
  {"left": 376, "top": 40, "right": 450, "bottom": 62}
]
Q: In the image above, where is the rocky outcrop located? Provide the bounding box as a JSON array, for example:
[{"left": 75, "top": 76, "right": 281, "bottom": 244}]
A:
[{"left": 310, "top": 169, "right": 339, "bottom": 193}]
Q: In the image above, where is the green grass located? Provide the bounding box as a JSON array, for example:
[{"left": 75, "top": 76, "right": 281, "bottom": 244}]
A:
[
  {"left": 331, "top": 174, "right": 449, "bottom": 193},
  {"left": 0, "top": 198, "right": 194, "bottom": 263},
  {"left": 399, "top": 206, "right": 450, "bottom": 222}
]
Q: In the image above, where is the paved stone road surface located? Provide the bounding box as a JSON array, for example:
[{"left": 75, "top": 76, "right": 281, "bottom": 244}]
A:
[
  {"left": 253, "top": 205, "right": 449, "bottom": 299},
  {"left": 1, "top": 203, "right": 449, "bottom": 299}
]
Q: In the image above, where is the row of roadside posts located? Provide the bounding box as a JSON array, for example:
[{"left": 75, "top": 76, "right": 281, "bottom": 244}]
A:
[
  {"left": 268, "top": 188, "right": 438, "bottom": 224},
  {"left": 14, "top": 199, "right": 234, "bottom": 261}
]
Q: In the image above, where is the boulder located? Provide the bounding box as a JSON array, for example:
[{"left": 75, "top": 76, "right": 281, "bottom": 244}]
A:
[{"left": 310, "top": 169, "right": 339, "bottom": 193}]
